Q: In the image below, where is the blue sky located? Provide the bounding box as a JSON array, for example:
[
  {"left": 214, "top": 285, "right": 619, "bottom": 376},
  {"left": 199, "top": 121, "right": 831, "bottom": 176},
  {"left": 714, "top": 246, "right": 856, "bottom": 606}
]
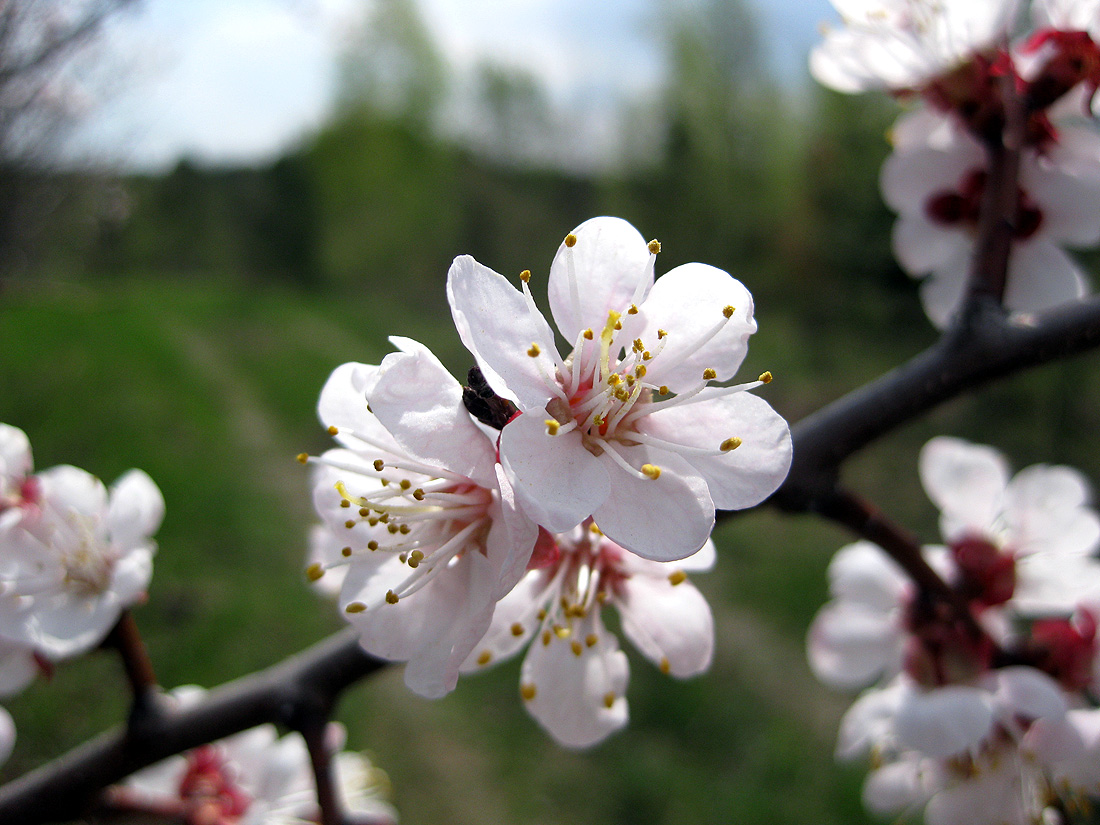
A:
[{"left": 68, "top": 0, "right": 836, "bottom": 169}]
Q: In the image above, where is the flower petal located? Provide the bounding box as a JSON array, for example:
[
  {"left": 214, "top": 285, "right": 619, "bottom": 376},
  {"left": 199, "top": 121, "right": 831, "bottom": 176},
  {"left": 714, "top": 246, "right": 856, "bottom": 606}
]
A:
[
  {"left": 447, "top": 255, "right": 559, "bottom": 410},
  {"left": 638, "top": 389, "right": 791, "bottom": 511},
  {"left": 591, "top": 446, "right": 713, "bottom": 562},
  {"left": 547, "top": 216, "right": 653, "bottom": 341},
  {"left": 519, "top": 613, "right": 629, "bottom": 748},
  {"left": 808, "top": 601, "right": 903, "bottom": 690},
  {"left": 498, "top": 414, "right": 610, "bottom": 533},
  {"left": 0, "top": 424, "right": 32, "bottom": 484},
  {"left": 370, "top": 337, "right": 497, "bottom": 486},
  {"left": 616, "top": 558, "right": 714, "bottom": 677},
  {"left": 893, "top": 684, "right": 994, "bottom": 758},
  {"left": 636, "top": 263, "right": 757, "bottom": 392},
  {"left": 106, "top": 469, "right": 164, "bottom": 552},
  {"left": 919, "top": 436, "right": 1009, "bottom": 540}
]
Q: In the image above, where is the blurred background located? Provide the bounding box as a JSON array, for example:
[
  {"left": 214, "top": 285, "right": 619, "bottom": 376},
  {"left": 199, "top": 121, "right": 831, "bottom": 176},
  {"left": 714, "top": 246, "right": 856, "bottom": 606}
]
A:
[{"left": 3, "top": 1, "right": 1100, "bottom": 823}]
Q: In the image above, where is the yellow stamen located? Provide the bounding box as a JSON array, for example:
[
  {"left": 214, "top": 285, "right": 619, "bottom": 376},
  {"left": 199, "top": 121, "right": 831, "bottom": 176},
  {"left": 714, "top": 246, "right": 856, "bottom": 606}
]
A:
[
  {"left": 660, "top": 657, "right": 671, "bottom": 674},
  {"left": 759, "top": 371, "right": 773, "bottom": 383},
  {"left": 367, "top": 540, "right": 378, "bottom": 551},
  {"left": 527, "top": 343, "right": 541, "bottom": 357},
  {"left": 642, "top": 464, "right": 661, "bottom": 480},
  {"left": 345, "top": 601, "right": 367, "bottom": 614},
  {"left": 723, "top": 305, "right": 735, "bottom": 319},
  {"left": 511, "top": 623, "right": 525, "bottom": 637},
  {"left": 603, "top": 692, "right": 616, "bottom": 709},
  {"left": 477, "top": 650, "right": 492, "bottom": 666},
  {"left": 341, "top": 546, "right": 352, "bottom": 557},
  {"left": 327, "top": 425, "right": 339, "bottom": 436},
  {"left": 571, "top": 640, "right": 583, "bottom": 657},
  {"left": 373, "top": 459, "right": 385, "bottom": 471},
  {"left": 296, "top": 453, "right": 309, "bottom": 464},
  {"left": 520, "top": 269, "right": 531, "bottom": 282},
  {"left": 545, "top": 419, "right": 560, "bottom": 436},
  {"left": 564, "top": 233, "right": 577, "bottom": 248},
  {"left": 305, "top": 563, "right": 324, "bottom": 582},
  {"left": 703, "top": 368, "right": 717, "bottom": 380},
  {"left": 668, "top": 570, "right": 687, "bottom": 586},
  {"left": 721, "top": 437, "right": 742, "bottom": 452},
  {"left": 385, "top": 590, "right": 399, "bottom": 604},
  {"left": 585, "top": 633, "right": 598, "bottom": 647},
  {"left": 647, "top": 239, "right": 661, "bottom": 254},
  {"left": 583, "top": 328, "right": 594, "bottom": 340},
  {"left": 521, "top": 683, "right": 537, "bottom": 701}
]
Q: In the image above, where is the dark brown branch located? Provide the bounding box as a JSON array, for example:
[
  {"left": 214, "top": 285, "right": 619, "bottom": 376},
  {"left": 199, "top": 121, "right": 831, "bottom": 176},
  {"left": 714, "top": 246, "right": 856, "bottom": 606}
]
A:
[
  {"left": 769, "top": 295, "right": 1100, "bottom": 515},
  {"left": 101, "top": 611, "right": 158, "bottom": 719},
  {"left": 0, "top": 628, "right": 384, "bottom": 825}
]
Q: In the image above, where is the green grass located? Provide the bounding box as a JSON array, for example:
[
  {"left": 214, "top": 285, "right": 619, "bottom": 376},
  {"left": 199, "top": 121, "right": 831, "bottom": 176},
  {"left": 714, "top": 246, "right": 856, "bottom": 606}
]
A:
[{"left": 3, "top": 273, "right": 1098, "bottom": 824}]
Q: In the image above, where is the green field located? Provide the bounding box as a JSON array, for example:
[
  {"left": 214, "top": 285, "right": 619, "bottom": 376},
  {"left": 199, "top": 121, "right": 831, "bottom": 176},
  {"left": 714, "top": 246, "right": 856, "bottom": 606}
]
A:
[{"left": 3, "top": 274, "right": 1099, "bottom": 825}]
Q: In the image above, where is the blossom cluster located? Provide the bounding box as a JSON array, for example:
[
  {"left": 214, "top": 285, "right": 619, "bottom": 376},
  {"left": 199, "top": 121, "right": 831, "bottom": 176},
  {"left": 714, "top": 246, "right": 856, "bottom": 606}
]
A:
[
  {"left": 809, "top": 437, "right": 1100, "bottom": 824},
  {"left": 0, "top": 422, "right": 164, "bottom": 766},
  {"left": 113, "top": 687, "right": 397, "bottom": 825},
  {"left": 813, "top": 0, "right": 1100, "bottom": 328},
  {"left": 305, "top": 216, "right": 793, "bottom": 747}
]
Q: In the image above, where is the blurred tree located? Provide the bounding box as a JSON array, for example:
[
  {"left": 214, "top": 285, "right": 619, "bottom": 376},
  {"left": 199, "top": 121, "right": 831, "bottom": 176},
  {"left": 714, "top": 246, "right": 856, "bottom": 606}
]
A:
[{"left": 0, "top": 0, "right": 137, "bottom": 277}]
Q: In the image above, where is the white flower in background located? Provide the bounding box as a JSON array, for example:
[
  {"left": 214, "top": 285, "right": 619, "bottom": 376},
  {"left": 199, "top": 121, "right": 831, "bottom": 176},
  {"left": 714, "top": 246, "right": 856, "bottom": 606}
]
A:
[
  {"left": 0, "top": 424, "right": 37, "bottom": 514},
  {"left": 306, "top": 339, "right": 537, "bottom": 699},
  {"left": 0, "top": 706, "right": 13, "bottom": 768},
  {"left": 881, "top": 107, "right": 1100, "bottom": 328},
  {"left": 810, "top": 0, "right": 1018, "bottom": 94},
  {"left": 119, "top": 691, "right": 396, "bottom": 825},
  {"left": 919, "top": 436, "right": 1100, "bottom": 612},
  {"left": 447, "top": 216, "right": 791, "bottom": 562},
  {"left": 838, "top": 668, "right": 1097, "bottom": 825},
  {"left": 1032, "top": 0, "right": 1100, "bottom": 38},
  {"left": 0, "top": 424, "right": 163, "bottom": 660},
  {"left": 462, "top": 523, "right": 715, "bottom": 748}
]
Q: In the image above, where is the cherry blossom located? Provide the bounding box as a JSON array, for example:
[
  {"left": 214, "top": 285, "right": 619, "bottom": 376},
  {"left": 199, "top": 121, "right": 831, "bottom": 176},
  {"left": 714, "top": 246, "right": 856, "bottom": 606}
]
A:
[
  {"left": 305, "top": 339, "right": 537, "bottom": 699},
  {"left": 838, "top": 669, "right": 1096, "bottom": 825},
  {"left": 0, "top": 424, "right": 164, "bottom": 660},
  {"left": 117, "top": 690, "right": 396, "bottom": 825},
  {"left": 447, "top": 216, "right": 791, "bottom": 562},
  {"left": 810, "top": 0, "right": 1018, "bottom": 95},
  {"left": 461, "top": 522, "right": 714, "bottom": 748},
  {"left": 881, "top": 107, "right": 1100, "bottom": 327},
  {"left": 0, "top": 706, "right": 13, "bottom": 768}
]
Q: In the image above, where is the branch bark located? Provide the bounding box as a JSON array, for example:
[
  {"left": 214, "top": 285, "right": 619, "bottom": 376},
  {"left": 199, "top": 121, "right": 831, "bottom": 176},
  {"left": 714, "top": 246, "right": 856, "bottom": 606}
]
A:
[{"left": 0, "top": 628, "right": 384, "bottom": 825}]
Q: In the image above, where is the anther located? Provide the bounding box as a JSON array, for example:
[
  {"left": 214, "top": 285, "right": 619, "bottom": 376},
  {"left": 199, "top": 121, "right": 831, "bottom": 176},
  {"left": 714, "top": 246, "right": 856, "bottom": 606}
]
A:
[
  {"left": 633, "top": 338, "right": 644, "bottom": 352},
  {"left": 613, "top": 320, "right": 622, "bottom": 330},
  {"left": 647, "top": 239, "right": 661, "bottom": 254},
  {"left": 527, "top": 343, "right": 541, "bottom": 357},
  {"left": 520, "top": 269, "right": 531, "bottom": 283},
  {"left": 385, "top": 590, "right": 400, "bottom": 604},
  {"left": 702, "top": 368, "right": 717, "bottom": 380},
  {"left": 345, "top": 601, "right": 367, "bottom": 614},
  {"left": 413, "top": 488, "right": 425, "bottom": 500},
  {"left": 668, "top": 570, "right": 687, "bottom": 586},
  {"left": 642, "top": 351, "right": 651, "bottom": 360},
  {"left": 373, "top": 459, "right": 385, "bottom": 471},
  {"left": 511, "top": 623, "right": 525, "bottom": 637},
  {"left": 399, "top": 524, "right": 410, "bottom": 534},
  {"left": 635, "top": 364, "right": 647, "bottom": 378},
  {"left": 628, "top": 304, "right": 639, "bottom": 315},
  {"left": 296, "top": 453, "right": 309, "bottom": 464},
  {"left": 541, "top": 629, "right": 552, "bottom": 646},
  {"left": 340, "top": 499, "right": 351, "bottom": 509},
  {"left": 721, "top": 437, "right": 742, "bottom": 451},
  {"left": 344, "top": 520, "right": 355, "bottom": 529},
  {"left": 367, "top": 540, "right": 379, "bottom": 551},
  {"left": 759, "top": 371, "right": 773, "bottom": 383},
  {"left": 306, "top": 563, "right": 324, "bottom": 581},
  {"left": 583, "top": 328, "right": 594, "bottom": 340},
  {"left": 341, "top": 546, "right": 352, "bottom": 557},
  {"left": 571, "top": 640, "right": 583, "bottom": 657},
  {"left": 521, "top": 683, "right": 537, "bottom": 701},
  {"left": 564, "top": 233, "right": 577, "bottom": 248},
  {"left": 642, "top": 464, "right": 662, "bottom": 480},
  {"left": 545, "top": 419, "right": 560, "bottom": 436},
  {"left": 659, "top": 385, "right": 669, "bottom": 395},
  {"left": 657, "top": 329, "right": 668, "bottom": 339},
  {"left": 589, "top": 523, "right": 603, "bottom": 535},
  {"left": 400, "top": 479, "right": 411, "bottom": 490},
  {"left": 603, "top": 692, "right": 616, "bottom": 709},
  {"left": 409, "top": 550, "right": 424, "bottom": 567},
  {"left": 585, "top": 634, "right": 598, "bottom": 647},
  {"left": 399, "top": 553, "right": 408, "bottom": 564},
  {"left": 554, "top": 625, "right": 571, "bottom": 639},
  {"left": 327, "top": 425, "right": 339, "bottom": 436},
  {"left": 660, "top": 657, "right": 671, "bottom": 674},
  {"left": 723, "top": 305, "right": 735, "bottom": 319},
  {"left": 359, "top": 507, "right": 370, "bottom": 516},
  {"left": 477, "top": 651, "right": 492, "bottom": 666},
  {"left": 387, "top": 523, "right": 399, "bottom": 534}
]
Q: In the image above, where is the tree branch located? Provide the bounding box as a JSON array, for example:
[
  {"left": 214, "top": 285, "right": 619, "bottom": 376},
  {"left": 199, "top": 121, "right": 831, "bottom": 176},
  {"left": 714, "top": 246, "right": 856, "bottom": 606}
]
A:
[{"left": 0, "top": 628, "right": 385, "bottom": 825}]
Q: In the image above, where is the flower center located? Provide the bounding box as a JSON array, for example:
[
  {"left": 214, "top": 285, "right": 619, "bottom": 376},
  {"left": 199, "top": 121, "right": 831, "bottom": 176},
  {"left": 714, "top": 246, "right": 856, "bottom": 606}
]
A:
[
  {"left": 925, "top": 169, "right": 1043, "bottom": 240},
  {"left": 307, "top": 447, "right": 494, "bottom": 611},
  {"left": 56, "top": 510, "right": 117, "bottom": 596}
]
